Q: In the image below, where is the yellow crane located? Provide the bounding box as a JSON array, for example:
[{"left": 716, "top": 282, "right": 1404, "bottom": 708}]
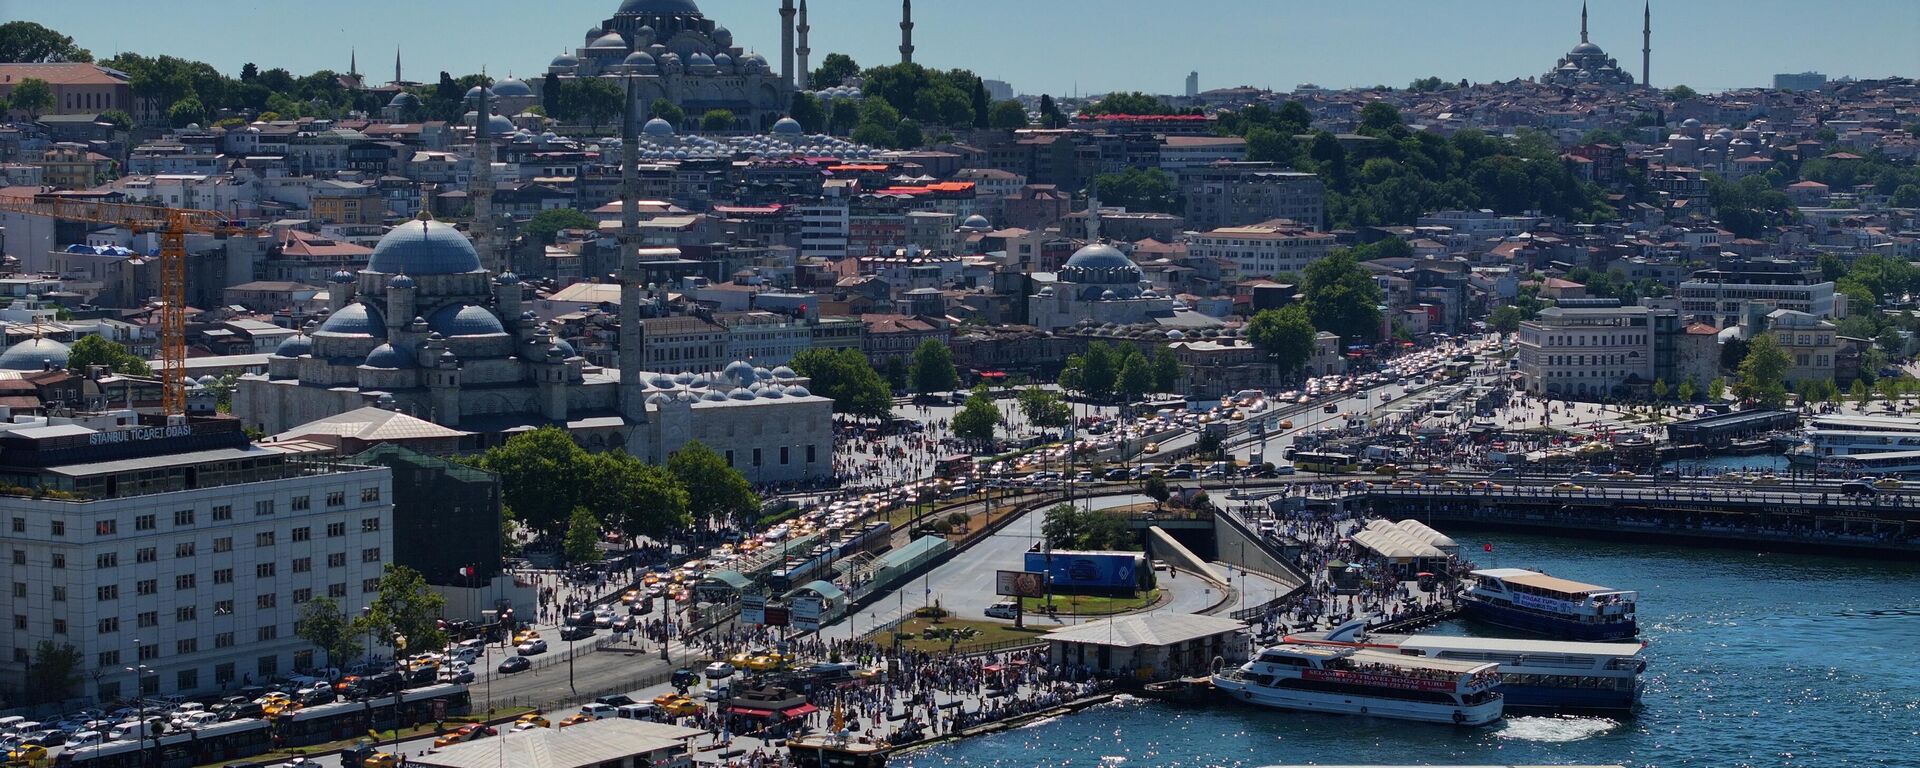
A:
[{"left": 0, "top": 194, "right": 254, "bottom": 415}]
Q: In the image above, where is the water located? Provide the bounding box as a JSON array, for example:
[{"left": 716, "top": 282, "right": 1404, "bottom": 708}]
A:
[
  {"left": 1659, "top": 453, "right": 1791, "bottom": 475},
  {"left": 897, "top": 533, "right": 1920, "bottom": 767}
]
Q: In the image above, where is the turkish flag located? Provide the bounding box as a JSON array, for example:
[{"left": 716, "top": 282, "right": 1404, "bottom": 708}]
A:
[{"left": 1483, "top": 543, "right": 1494, "bottom": 553}]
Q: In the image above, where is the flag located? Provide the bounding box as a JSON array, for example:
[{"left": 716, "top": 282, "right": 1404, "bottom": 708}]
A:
[{"left": 1483, "top": 542, "right": 1494, "bottom": 552}]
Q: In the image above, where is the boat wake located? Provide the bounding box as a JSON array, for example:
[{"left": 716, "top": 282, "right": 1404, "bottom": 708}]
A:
[
  {"left": 1015, "top": 715, "right": 1061, "bottom": 730},
  {"left": 1495, "top": 715, "right": 1620, "bottom": 743}
]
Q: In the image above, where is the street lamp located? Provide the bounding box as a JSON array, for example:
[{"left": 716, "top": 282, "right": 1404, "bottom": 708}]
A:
[{"left": 123, "top": 662, "right": 157, "bottom": 768}]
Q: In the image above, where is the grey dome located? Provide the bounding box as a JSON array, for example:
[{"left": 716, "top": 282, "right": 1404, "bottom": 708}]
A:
[
  {"left": 493, "top": 78, "right": 533, "bottom": 97},
  {"left": 688, "top": 53, "right": 715, "bottom": 71},
  {"left": 274, "top": 333, "right": 315, "bottom": 358},
  {"left": 618, "top": 0, "right": 701, "bottom": 14},
  {"left": 711, "top": 26, "right": 733, "bottom": 47},
  {"left": 0, "top": 337, "right": 71, "bottom": 371},
  {"left": 701, "top": 390, "right": 728, "bottom": 401},
  {"left": 589, "top": 32, "right": 627, "bottom": 50},
  {"left": 761, "top": 388, "right": 785, "bottom": 399},
  {"left": 388, "top": 92, "right": 420, "bottom": 108},
  {"left": 315, "top": 303, "right": 385, "bottom": 336},
  {"left": 623, "top": 51, "right": 657, "bottom": 68},
  {"left": 729, "top": 389, "right": 756, "bottom": 401},
  {"left": 772, "top": 117, "right": 803, "bottom": 135},
  {"left": 427, "top": 304, "right": 508, "bottom": 337},
  {"left": 959, "top": 214, "right": 991, "bottom": 231},
  {"left": 330, "top": 269, "right": 356, "bottom": 284},
  {"left": 550, "top": 338, "right": 577, "bottom": 358},
  {"left": 1569, "top": 42, "right": 1603, "bottom": 55},
  {"left": 649, "top": 374, "right": 676, "bottom": 389},
  {"left": 550, "top": 52, "right": 579, "bottom": 67},
  {"left": 368, "top": 219, "right": 482, "bottom": 275},
  {"left": 647, "top": 392, "right": 674, "bottom": 406},
  {"left": 713, "top": 53, "right": 733, "bottom": 71},
  {"left": 723, "top": 359, "right": 756, "bottom": 383},
  {"left": 643, "top": 118, "right": 675, "bottom": 137},
  {"left": 362, "top": 344, "right": 416, "bottom": 369},
  {"left": 771, "top": 365, "right": 797, "bottom": 379},
  {"left": 464, "top": 86, "right": 494, "bottom": 101},
  {"left": 387, "top": 273, "right": 416, "bottom": 290},
  {"left": 784, "top": 385, "right": 810, "bottom": 397},
  {"left": 466, "top": 112, "right": 515, "bottom": 135},
  {"left": 1060, "top": 243, "right": 1141, "bottom": 284}
]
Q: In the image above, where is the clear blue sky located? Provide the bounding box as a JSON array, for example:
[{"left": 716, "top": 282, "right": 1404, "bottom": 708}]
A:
[{"left": 6, "top": 0, "right": 1914, "bottom": 95}]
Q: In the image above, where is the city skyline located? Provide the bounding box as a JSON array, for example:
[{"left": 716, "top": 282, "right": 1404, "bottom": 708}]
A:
[{"left": 8, "top": 0, "right": 1915, "bottom": 97}]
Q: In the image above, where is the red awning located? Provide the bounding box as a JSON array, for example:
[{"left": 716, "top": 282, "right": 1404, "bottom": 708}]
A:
[
  {"left": 781, "top": 703, "right": 819, "bottom": 719},
  {"left": 727, "top": 707, "right": 776, "bottom": 718}
]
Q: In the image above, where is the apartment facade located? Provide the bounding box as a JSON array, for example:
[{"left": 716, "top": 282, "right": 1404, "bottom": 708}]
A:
[{"left": 1516, "top": 306, "right": 1660, "bottom": 397}]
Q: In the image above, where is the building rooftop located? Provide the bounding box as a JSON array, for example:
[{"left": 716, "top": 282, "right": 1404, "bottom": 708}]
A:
[
  {"left": 411, "top": 718, "right": 704, "bottom": 768},
  {"left": 1043, "top": 613, "right": 1245, "bottom": 648}
]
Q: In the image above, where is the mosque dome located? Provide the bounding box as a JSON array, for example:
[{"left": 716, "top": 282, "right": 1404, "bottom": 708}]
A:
[
  {"left": 729, "top": 389, "right": 756, "bottom": 401},
  {"left": 647, "top": 392, "right": 674, "bottom": 406},
  {"left": 367, "top": 218, "right": 483, "bottom": 275},
  {"left": 361, "top": 344, "right": 416, "bottom": 370},
  {"left": 1569, "top": 41, "right": 1604, "bottom": 55},
  {"left": 713, "top": 52, "right": 734, "bottom": 71},
  {"left": 688, "top": 53, "right": 716, "bottom": 72},
  {"left": 387, "top": 273, "right": 416, "bottom": 290},
  {"left": 723, "top": 359, "right": 757, "bottom": 384},
  {"left": 273, "top": 333, "right": 315, "bottom": 358},
  {"left": 784, "top": 385, "right": 811, "bottom": 397},
  {"left": 388, "top": 92, "right": 420, "bottom": 109},
  {"left": 493, "top": 78, "right": 533, "bottom": 97},
  {"left": 711, "top": 26, "right": 733, "bottom": 47},
  {"left": 624, "top": 51, "right": 657, "bottom": 69},
  {"left": 496, "top": 271, "right": 521, "bottom": 285},
  {"left": 771, "top": 365, "right": 797, "bottom": 380},
  {"left": 550, "top": 338, "right": 577, "bottom": 358},
  {"left": 643, "top": 118, "right": 675, "bottom": 137},
  {"left": 315, "top": 303, "right": 385, "bottom": 336},
  {"left": 330, "top": 269, "right": 356, "bottom": 284},
  {"left": 1060, "top": 243, "right": 1142, "bottom": 283},
  {"left": 1681, "top": 118, "right": 1702, "bottom": 128},
  {"left": 465, "top": 112, "right": 516, "bottom": 135},
  {"left": 761, "top": 388, "right": 785, "bottom": 399},
  {"left": 550, "top": 52, "right": 579, "bottom": 68},
  {"left": 959, "top": 214, "right": 992, "bottom": 231},
  {"left": 617, "top": 0, "right": 701, "bottom": 15},
  {"left": 428, "top": 304, "right": 508, "bottom": 337},
  {"left": 464, "top": 86, "right": 494, "bottom": 103},
  {"left": 0, "top": 337, "right": 71, "bottom": 371},
  {"left": 649, "top": 374, "right": 676, "bottom": 389},
  {"left": 701, "top": 390, "right": 728, "bottom": 402},
  {"left": 589, "top": 32, "right": 627, "bottom": 50},
  {"left": 772, "top": 117, "right": 803, "bottom": 136}
]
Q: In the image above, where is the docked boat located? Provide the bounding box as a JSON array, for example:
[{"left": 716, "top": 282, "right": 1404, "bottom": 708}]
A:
[
  {"left": 1461, "top": 568, "right": 1638, "bottom": 641},
  {"left": 1296, "top": 620, "right": 1646, "bottom": 712},
  {"left": 1211, "top": 641, "right": 1503, "bottom": 725}
]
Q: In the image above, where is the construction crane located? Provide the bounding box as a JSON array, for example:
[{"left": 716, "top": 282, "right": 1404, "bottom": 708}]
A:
[{"left": 0, "top": 194, "right": 256, "bottom": 416}]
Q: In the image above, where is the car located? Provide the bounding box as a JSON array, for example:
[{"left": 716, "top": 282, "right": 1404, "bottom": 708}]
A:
[
  {"left": 670, "top": 668, "right": 698, "bottom": 689},
  {"left": 1423, "top": 465, "right": 1449, "bottom": 475},
  {"left": 439, "top": 667, "right": 475, "bottom": 684},
  {"left": 1749, "top": 475, "right": 1783, "bottom": 486},
  {"left": 496, "top": 656, "right": 531, "bottom": 674},
  {"left": 432, "top": 724, "right": 496, "bottom": 748},
  {"left": 559, "top": 624, "right": 595, "bottom": 641},
  {"left": 558, "top": 713, "right": 596, "bottom": 728},
  {"left": 1553, "top": 482, "right": 1584, "bottom": 492},
  {"left": 595, "top": 694, "right": 638, "bottom": 708},
  {"left": 1841, "top": 481, "right": 1877, "bottom": 497},
  {"left": 984, "top": 601, "right": 1020, "bottom": 619},
  {"left": 514, "top": 714, "right": 551, "bottom": 730},
  {"left": 1611, "top": 470, "right": 1638, "bottom": 480},
  {"left": 517, "top": 639, "right": 548, "bottom": 656},
  {"left": 703, "top": 662, "right": 736, "bottom": 679},
  {"left": 1472, "top": 480, "right": 1502, "bottom": 491},
  {"left": 1374, "top": 464, "right": 1400, "bottom": 476},
  {"left": 703, "top": 685, "right": 733, "bottom": 702},
  {"left": 1875, "top": 477, "right": 1904, "bottom": 490},
  {"left": 1442, "top": 480, "right": 1464, "bottom": 489},
  {"left": 654, "top": 696, "right": 701, "bottom": 717},
  {"left": 1151, "top": 559, "right": 1170, "bottom": 571}
]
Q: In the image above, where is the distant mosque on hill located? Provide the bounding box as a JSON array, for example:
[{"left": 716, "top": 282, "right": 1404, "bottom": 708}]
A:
[{"left": 1541, "top": 2, "right": 1650, "bottom": 89}]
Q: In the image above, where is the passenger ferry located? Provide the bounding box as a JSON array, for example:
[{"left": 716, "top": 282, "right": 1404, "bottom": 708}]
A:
[
  {"left": 1211, "top": 641, "right": 1504, "bottom": 725},
  {"left": 1297, "top": 620, "right": 1646, "bottom": 712},
  {"left": 1461, "top": 568, "right": 1638, "bottom": 641}
]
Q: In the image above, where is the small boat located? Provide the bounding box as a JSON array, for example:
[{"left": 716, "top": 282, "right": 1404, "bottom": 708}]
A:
[
  {"left": 1139, "top": 676, "right": 1213, "bottom": 704},
  {"left": 1295, "top": 620, "right": 1645, "bottom": 712},
  {"left": 1461, "top": 568, "right": 1638, "bottom": 641},
  {"left": 1212, "top": 641, "right": 1503, "bottom": 725}
]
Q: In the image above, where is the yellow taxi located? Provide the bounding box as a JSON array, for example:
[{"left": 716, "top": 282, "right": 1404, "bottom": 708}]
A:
[
  {"left": 623, "top": 589, "right": 641, "bottom": 604},
  {"left": 515, "top": 713, "right": 551, "bottom": 729},
  {"left": 1442, "top": 480, "right": 1464, "bottom": 489},
  {"left": 1374, "top": 464, "right": 1400, "bottom": 476},
  {"left": 1553, "top": 482, "right": 1584, "bottom": 492},
  {"left": 7, "top": 745, "right": 49, "bottom": 767},
  {"left": 432, "top": 724, "right": 496, "bottom": 748},
  {"left": 1875, "top": 477, "right": 1904, "bottom": 490},
  {"left": 558, "top": 713, "right": 595, "bottom": 728},
  {"left": 656, "top": 695, "right": 702, "bottom": 717},
  {"left": 512, "top": 629, "right": 540, "bottom": 646},
  {"left": 361, "top": 753, "right": 400, "bottom": 768}
]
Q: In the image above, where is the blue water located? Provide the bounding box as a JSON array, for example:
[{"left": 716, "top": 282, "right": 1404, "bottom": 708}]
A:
[
  {"left": 897, "top": 532, "right": 1920, "bottom": 767},
  {"left": 1659, "top": 453, "right": 1791, "bottom": 474}
]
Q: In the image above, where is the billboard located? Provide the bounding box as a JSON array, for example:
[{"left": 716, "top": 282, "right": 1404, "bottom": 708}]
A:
[
  {"left": 791, "top": 595, "right": 825, "bottom": 632},
  {"left": 1023, "top": 551, "right": 1144, "bottom": 591},
  {"left": 995, "top": 570, "right": 1048, "bottom": 598},
  {"left": 740, "top": 594, "right": 766, "bottom": 627}
]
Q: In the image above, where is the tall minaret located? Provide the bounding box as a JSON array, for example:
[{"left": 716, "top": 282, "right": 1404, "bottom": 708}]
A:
[
  {"left": 780, "top": 0, "right": 797, "bottom": 88},
  {"left": 394, "top": 47, "right": 403, "bottom": 85},
  {"left": 1642, "top": 2, "right": 1652, "bottom": 88},
  {"left": 796, "top": 0, "right": 812, "bottom": 90},
  {"left": 1580, "top": 2, "right": 1589, "bottom": 44},
  {"left": 349, "top": 48, "right": 358, "bottom": 80},
  {"left": 899, "top": 0, "right": 915, "bottom": 65},
  {"left": 470, "top": 83, "right": 499, "bottom": 273},
  {"left": 1086, "top": 193, "right": 1102, "bottom": 243},
  {"left": 617, "top": 80, "right": 647, "bottom": 424}
]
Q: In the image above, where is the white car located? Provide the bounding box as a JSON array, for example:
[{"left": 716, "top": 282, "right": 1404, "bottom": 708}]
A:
[
  {"left": 984, "top": 601, "right": 1020, "bottom": 619},
  {"left": 516, "top": 639, "right": 548, "bottom": 656},
  {"left": 703, "top": 661, "right": 736, "bottom": 679}
]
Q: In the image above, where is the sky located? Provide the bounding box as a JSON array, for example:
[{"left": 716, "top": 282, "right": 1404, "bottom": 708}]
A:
[{"left": 4, "top": 0, "right": 1915, "bottom": 96}]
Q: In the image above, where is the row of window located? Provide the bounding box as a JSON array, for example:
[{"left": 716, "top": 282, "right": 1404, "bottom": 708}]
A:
[
  {"left": 10, "top": 521, "right": 375, "bottom": 569},
  {"left": 10, "top": 548, "right": 378, "bottom": 581},
  {"left": 721, "top": 445, "right": 817, "bottom": 468},
  {"left": 10, "top": 579, "right": 380, "bottom": 638},
  {"left": 80, "top": 656, "right": 284, "bottom": 699},
  {"left": 10, "top": 495, "right": 378, "bottom": 539}
]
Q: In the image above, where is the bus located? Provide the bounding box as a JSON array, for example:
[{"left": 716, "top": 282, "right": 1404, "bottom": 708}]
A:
[
  {"left": 1442, "top": 361, "right": 1472, "bottom": 381},
  {"left": 935, "top": 456, "right": 974, "bottom": 479},
  {"left": 1290, "top": 451, "right": 1360, "bottom": 474},
  {"left": 58, "top": 719, "right": 271, "bottom": 768}
]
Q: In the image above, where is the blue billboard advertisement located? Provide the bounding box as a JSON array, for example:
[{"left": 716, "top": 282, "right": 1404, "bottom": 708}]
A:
[{"left": 1023, "top": 550, "right": 1145, "bottom": 592}]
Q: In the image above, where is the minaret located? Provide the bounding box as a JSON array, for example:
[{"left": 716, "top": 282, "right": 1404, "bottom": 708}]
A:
[
  {"left": 899, "top": 0, "right": 915, "bottom": 65},
  {"left": 796, "top": 0, "right": 812, "bottom": 90},
  {"left": 780, "top": 0, "right": 797, "bottom": 88},
  {"left": 1086, "top": 193, "right": 1102, "bottom": 243},
  {"left": 1580, "top": 2, "right": 1589, "bottom": 44},
  {"left": 395, "top": 47, "right": 403, "bottom": 85},
  {"left": 617, "top": 80, "right": 647, "bottom": 424},
  {"left": 470, "top": 84, "right": 499, "bottom": 273},
  {"left": 1642, "top": 2, "right": 1652, "bottom": 88},
  {"left": 349, "top": 48, "right": 358, "bottom": 81}
]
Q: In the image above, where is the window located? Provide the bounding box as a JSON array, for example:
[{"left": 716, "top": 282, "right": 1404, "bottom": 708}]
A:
[
  {"left": 98, "top": 650, "right": 120, "bottom": 667},
  {"left": 176, "top": 605, "right": 196, "bottom": 622},
  {"left": 256, "top": 624, "right": 278, "bottom": 641},
  {"left": 98, "top": 585, "right": 118, "bottom": 601},
  {"left": 213, "top": 537, "right": 232, "bottom": 553},
  {"left": 361, "top": 487, "right": 381, "bottom": 502},
  {"left": 96, "top": 519, "right": 117, "bottom": 536},
  {"left": 328, "top": 552, "right": 346, "bottom": 568},
  {"left": 361, "top": 517, "right": 381, "bottom": 532},
  {"left": 256, "top": 593, "right": 277, "bottom": 609},
  {"left": 10, "top": 550, "right": 21, "bottom": 565},
  {"left": 174, "top": 509, "right": 195, "bottom": 526},
  {"left": 214, "top": 601, "right": 234, "bottom": 617},
  {"left": 255, "top": 500, "right": 275, "bottom": 516},
  {"left": 256, "top": 563, "right": 276, "bottom": 578},
  {"left": 138, "top": 611, "right": 158, "bottom": 629},
  {"left": 293, "top": 649, "right": 313, "bottom": 670},
  {"left": 327, "top": 522, "right": 346, "bottom": 538},
  {"left": 96, "top": 552, "right": 118, "bottom": 568},
  {"left": 51, "top": 586, "right": 64, "bottom": 602},
  {"left": 10, "top": 517, "right": 21, "bottom": 533},
  {"left": 780, "top": 446, "right": 790, "bottom": 465},
  {"left": 328, "top": 583, "right": 347, "bottom": 598},
  {"left": 361, "top": 547, "right": 381, "bottom": 563},
  {"left": 175, "top": 542, "right": 195, "bottom": 558},
  {"left": 212, "top": 505, "right": 232, "bottom": 522},
  {"left": 256, "top": 531, "right": 276, "bottom": 547},
  {"left": 292, "top": 527, "right": 311, "bottom": 543},
  {"left": 215, "top": 662, "right": 235, "bottom": 685},
  {"left": 51, "top": 520, "right": 64, "bottom": 536},
  {"left": 177, "top": 669, "right": 197, "bottom": 690},
  {"left": 136, "top": 579, "right": 157, "bottom": 596},
  {"left": 753, "top": 448, "right": 762, "bottom": 466},
  {"left": 13, "top": 614, "right": 25, "bottom": 630},
  {"left": 98, "top": 617, "right": 119, "bottom": 634},
  {"left": 327, "top": 491, "right": 345, "bottom": 507},
  {"left": 136, "top": 547, "right": 157, "bottom": 564},
  {"left": 8, "top": 582, "right": 20, "bottom": 598},
  {"left": 806, "top": 445, "right": 816, "bottom": 463},
  {"left": 175, "top": 573, "right": 196, "bottom": 590},
  {"left": 134, "top": 514, "right": 156, "bottom": 531},
  {"left": 53, "top": 618, "right": 66, "bottom": 634},
  {"left": 258, "top": 655, "right": 278, "bottom": 676},
  {"left": 293, "top": 588, "right": 312, "bottom": 604},
  {"left": 51, "top": 553, "right": 64, "bottom": 569},
  {"left": 291, "top": 495, "right": 310, "bottom": 511},
  {"left": 362, "top": 578, "right": 380, "bottom": 594},
  {"left": 291, "top": 556, "right": 312, "bottom": 574},
  {"left": 213, "top": 568, "right": 233, "bottom": 585}
]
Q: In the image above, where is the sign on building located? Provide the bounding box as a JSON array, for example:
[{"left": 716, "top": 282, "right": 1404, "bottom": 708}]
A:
[
  {"left": 791, "top": 595, "right": 826, "bottom": 632},
  {"left": 740, "top": 593, "right": 767, "bottom": 627}
]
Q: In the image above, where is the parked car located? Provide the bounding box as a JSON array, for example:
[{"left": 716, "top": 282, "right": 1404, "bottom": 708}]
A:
[{"left": 984, "top": 601, "right": 1020, "bottom": 619}]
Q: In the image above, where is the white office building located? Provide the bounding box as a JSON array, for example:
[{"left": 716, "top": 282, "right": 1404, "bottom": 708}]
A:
[
  {"left": 1516, "top": 306, "right": 1658, "bottom": 397},
  {"left": 794, "top": 203, "right": 849, "bottom": 261},
  {"left": 1186, "top": 219, "right": 1336, "bottom": 279},
  {"left": 1, "top": 411, "right": 392, "bottom": 702}
]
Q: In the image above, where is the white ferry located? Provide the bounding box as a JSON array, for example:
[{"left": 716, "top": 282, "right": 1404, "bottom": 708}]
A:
[
  {"left": 1295, "top": 620, "right": 1646, "bottom": 712},
  {"left": 1211, "top": 642, "right": 1503, "bottom": 725},
  {"left": 1461, "top": 568, "right": 1638, "bottom": 641}
]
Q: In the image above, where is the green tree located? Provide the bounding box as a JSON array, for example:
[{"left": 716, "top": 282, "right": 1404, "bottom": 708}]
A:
[
  {"left": 1090, "top": 168, "right": 1180, "bottom": 214},
  {"left": 1247, "top": 304, "right": 1318, "bottom": 377},
  {"left": 97, "top": 109, "right": 133, "bottom": 131},
  {"left": 909, "top": 338, "right": 958, "bottom": 395},
  {"left": 1116, "top": 349, "right": 1153, "bottom": 401},
  {"left": 1083, "top": 91, "right": 1173, "bottom": 116},
  {"left": 524, "top": 207, "right": 595, "bottom": 245},
  {"left": 569, "top": 76, "right": 624, "bottom": 132},
  {"left": 1652, "top": 378, "right": 1669, "bottom": 402},
  {"left": 1303, "top": 250, "right": 1384, "bottom": 342},
  {"left": 1735, "top": 334, "right": 1791, "bottom": 408},
  {"left": 563, "top": 506, "right": 602, "bottom": 565},
  {"left": 667, "top": 440, "right": 759, "bottom": 525},
  {"left": 166, "top": 95, "right": 206, "bottom": 128},
  {"left": 294, "top": 596, "right": 363, "bottom": 668},
  {"left": 473, "top": 426, "right": 591, "bottom": 536},
  {"left": 9, "top": 76, "right": 53, "bottom": 119},
  {"left": 1851, "top": 378, "right": 1870, "bottom": 402},
  {"left": 790, "top": 347, "right": 892, "bottom": 419},
  {"left": 0, "top": 22, "right": 92, "bottom": 63},
  {"left": 952, "top": 386, "right": 1002, "bottom": 446},
  {"left": 1488, "top": 305, "right": 1532, "bottom": 334},
  {"left": 789, "top": 91, "right": 825, "bottom": 133},
  {"left": 883, "top": 355, "right": 909, "bottom": 392},
  {"left": 1150, "top": 346, "right": 1181, "bottom": 393},
  {"left": 912, "top": 83, "right": 973, "bottom": 127},
  {"left": 1141, "top": 475, "right": 1171, "bottom": 510},
  {"left": 1016, "top": 386, "right": 1072, "bottom": 430},
  {"left": 1038, "top": 94, "right": 1067, "bottom": 128},
  {"left": 851, "top": 97, "right": 902, "bottom": 147},
  {"left": 1194, "top": 429, "right": 1225, "bottom": 460},
  {"left": 1059, "top": 341, "right": 1121, "bottom": 400},
  {"left": 24, "top": 641, "right": 81, "bottom": 705},
  {"left": 810, "top": 53, "right": 860, "bottom": 89},
  {"left": 649, "top": 98, "right": 685, "bottom": 127},
  {"left": 363, "top": 564, "right": 448, "bottom": 655},
  {"left": 1678, "top": 377, "right": 1698, "bottom": 403},
  {"left": 1666, "top": 84, "right": 1699, "bottom": 100},
  {"left": 988, "top": 99, "right": 1028, "bottom": 129},
  {"left": 592, "top": 452, "right": 689, "bottom": 540},
  {"left": 1708, "top": 377, "right": 1727, "bottom": 402},
  {"left": 699, "top": 108, "right": 736, "bottom": 132},
  {"left": 969, "top": 77, "right": 990, "bottom": 128},
  {"left": 67, "top": 334, "right": 152, "bottom": 375},
  {"left": 894, "top": 117, "right": 924, "bottom": 148}
]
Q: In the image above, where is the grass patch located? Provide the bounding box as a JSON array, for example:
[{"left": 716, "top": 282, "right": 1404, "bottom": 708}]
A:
[
  {"left": 1020, "top": 589, "right": 1159, "bottom": 616},
  {"left": 197, "top": 707, "right": 536, "bottom": 767},
  {"left": 864, "top": 617, "right": 1056, "bottom": 653}
]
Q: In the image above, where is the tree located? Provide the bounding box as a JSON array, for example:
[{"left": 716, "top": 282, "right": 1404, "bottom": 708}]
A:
[
  {"left": 0, "top": 22, "right": 91, "bottom": 63},
  {"left": 909, "top": 338, "right": 958, "bottom": 395},
  {"left": 789, "top": 91, "right": 825, "bottom": 133},
  {"left": 1116, "top": 349, "right": 1153, "bottom": 401},
  {"left": 24, "top": 641, "right": 81, "bottom": 705},
  {"left": 473, "top": 427, "right": 591, "bottom": 536},
  {"left": 97, "top": 109, "right": 133, "bottom": 132},
  {"left": 592, "top": 452, "right": 689, "bottom": 540},
  {"left": 810, "top": 53, "right": 860, "bottom": 89},
  {"left": 969, "top": 77, "right": 990, "bottom": 128},
  {"left": 1851, "top": 378, "right": 1870, "bottom": 402},
  {"left": 893, "top": 117, "right": 924, "bottom": 149},
  {"left": 166, "top": 95, "right": 206, "bottom": 128},
  {"left": 1735, "top": 333, "right": 1790, "bottom": 408},
  {"left": 363, "top": 564, "right": 448, "bottom": 655},
  {"left": 1150, "top": 347, "right": 1181, "bottom": 393},
  {"left": 790, "top": 347, "right": 892, "bottom": 419},
  {"left": 1040, "top": 503, "right": 1136, "bottom": 550},
  {"left": 1666, "top": 84, "right": 1699, "bottom": 100},
  {"left": 700, "top": 108, "right": 735, "bottom": 133},
  {"left": 67, "top": 335, "right": 152, "bottom": 375},
  {"left": 851, "top": 97, "right": 902, "bottom": 147},
  {"left": 1017, "top": 386, "right": 1071, "bottom": 430},
  {"left": 1083, "top": 91, "right": 1173, "bottom": 116},
  {"left": 1247, "top": 305, "right": 1318, "bottom": 377},
  {"left": 1678, "top": 377, "right": 1698, "bottom": 403},
  {"left": 1194, "top": 429, "right": 1224, "bottom": 460},
  {"left": 8, "top": 77, "right": 52, "bottom": 119},
  {"left": 1302, "top": 250, "right": 1384, "bottom": 343},
  {"left": 563, "top": 506, "right": 602, "bottom": 565},
  {"left": 1488, "top": 305, "right": 1531, "bottom": 334},
  {"left": 1090, "top": 168, "right": 1180, "bottom": 214},
  {"left": 883, "top": 355, "right": 909, "bottom": 392},
  {"left": 668, "top": 440, "right": 760, "bottom": 525},
  {"left": 649, "top": 98, "right": 684, "bottom": 127},
  {"left": 988, "top": 99, "right": 1028, "bottom": 129},
  {"left": 1141, "top": 475, "right": 1171, "bottom": 509},
  {"left": 1652, "top": 378, "right": 1669, "bottom": 402},
  {"left": 1038, "top": 94, "right": 1067, "bottom": 128},
  {"left": 294, "top": 596, "right": 363, "bottom": 668},
  {"left": 524, "top": 207, "right": 595, "bottom": 245},
  {"left": 952, "top": 386, "right": 1002, "bottom": 446},
  {"left": 569, "top": 77, "right": 624, "bottom": 132}
]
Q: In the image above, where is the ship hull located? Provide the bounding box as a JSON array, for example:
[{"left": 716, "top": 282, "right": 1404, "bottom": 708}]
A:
[
  {"left": 1461, "top": 598, "right": 1638, "bottom": 641},
  {"left": 1211, "top": 675, "right": 1502, "bottom": 726}
]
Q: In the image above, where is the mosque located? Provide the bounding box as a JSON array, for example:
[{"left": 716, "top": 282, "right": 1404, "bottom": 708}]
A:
[
  {"left": 1026, "top": 202, "right": 1189, "bottom": 332},
  {"left": 1540, "top": 2, "right": 1648, "bottom": 89}
]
